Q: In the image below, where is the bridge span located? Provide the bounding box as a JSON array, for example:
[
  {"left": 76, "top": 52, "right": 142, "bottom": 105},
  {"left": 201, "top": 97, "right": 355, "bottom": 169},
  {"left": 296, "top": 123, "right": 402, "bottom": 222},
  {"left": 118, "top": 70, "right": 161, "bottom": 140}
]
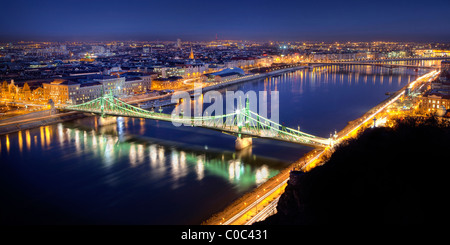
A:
[
  {"left": 57, "top": 93, "right": 331, "bottom": 150},
  {"left": 309, "top": 57, "right": 449, "bottom": 69},
  {"left": 309, "top": 62, "right": 436, "bottom": 69}
]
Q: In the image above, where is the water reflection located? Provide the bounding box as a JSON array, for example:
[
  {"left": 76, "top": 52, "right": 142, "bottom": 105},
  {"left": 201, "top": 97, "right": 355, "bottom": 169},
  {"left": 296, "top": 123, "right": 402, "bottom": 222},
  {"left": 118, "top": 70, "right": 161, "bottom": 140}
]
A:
[
  {"left": 18, "top": 131, "right": 23, "bottom": 153},
  {"left": 40, "top": 126, "right": 45, "bottom": 148},
  {"left": 6, "top": 134, "right": 9, "bottom": 153},
  {"left": 0, "top": 119, "right": 280, "bottom": 191}
]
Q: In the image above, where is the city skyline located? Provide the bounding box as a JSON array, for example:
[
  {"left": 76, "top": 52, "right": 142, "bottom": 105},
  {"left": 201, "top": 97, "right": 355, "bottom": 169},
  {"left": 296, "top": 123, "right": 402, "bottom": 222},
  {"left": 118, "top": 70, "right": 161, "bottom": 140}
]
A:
[
  {"left": 1, "top": 0, "right": 450, "bottom": 229},
  {"left": 1, "top": 0, "right": 449, "bottom": 42}
]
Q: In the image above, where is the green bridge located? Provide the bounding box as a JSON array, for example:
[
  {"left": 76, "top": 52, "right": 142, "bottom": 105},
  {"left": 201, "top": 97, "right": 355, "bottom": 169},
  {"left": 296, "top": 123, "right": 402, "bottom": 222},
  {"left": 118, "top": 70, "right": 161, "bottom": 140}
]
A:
[{"left": 57, "top": 93, "right": 331, "bottom": 150}]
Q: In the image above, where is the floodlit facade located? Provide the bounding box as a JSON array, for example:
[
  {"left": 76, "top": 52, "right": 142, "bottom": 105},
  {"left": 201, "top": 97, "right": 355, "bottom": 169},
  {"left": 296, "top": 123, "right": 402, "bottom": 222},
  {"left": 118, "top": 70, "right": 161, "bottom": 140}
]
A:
[{"left": 42, "top": 75, "right": 152, "bottom": 104}]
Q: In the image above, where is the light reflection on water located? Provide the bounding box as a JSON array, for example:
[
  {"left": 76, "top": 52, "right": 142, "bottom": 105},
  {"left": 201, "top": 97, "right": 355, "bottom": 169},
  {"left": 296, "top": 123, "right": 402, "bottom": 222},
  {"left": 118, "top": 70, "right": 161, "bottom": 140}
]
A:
[{"left": 0, "top": 119, "right": 277, "bottom": 191}]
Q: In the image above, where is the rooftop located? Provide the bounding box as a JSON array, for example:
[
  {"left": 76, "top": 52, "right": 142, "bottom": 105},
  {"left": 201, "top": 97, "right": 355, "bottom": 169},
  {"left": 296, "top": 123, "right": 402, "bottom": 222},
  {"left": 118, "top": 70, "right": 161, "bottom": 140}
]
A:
[
  {"left": 49, "top": 79, "right": 78, "bottom": 85},
  {"left": 207, "top": 67, "right": 245, "bottom": 77},
  {"left": 80, "top": 81, "right": 102, "bottom": 87}
]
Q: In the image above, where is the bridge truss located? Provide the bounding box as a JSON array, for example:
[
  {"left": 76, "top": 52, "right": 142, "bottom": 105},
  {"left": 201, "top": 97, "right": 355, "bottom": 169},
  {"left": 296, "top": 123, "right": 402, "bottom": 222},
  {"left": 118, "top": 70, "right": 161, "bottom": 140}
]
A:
[{"left": 59, "top": 93, "right": 331, "bottom": 148}]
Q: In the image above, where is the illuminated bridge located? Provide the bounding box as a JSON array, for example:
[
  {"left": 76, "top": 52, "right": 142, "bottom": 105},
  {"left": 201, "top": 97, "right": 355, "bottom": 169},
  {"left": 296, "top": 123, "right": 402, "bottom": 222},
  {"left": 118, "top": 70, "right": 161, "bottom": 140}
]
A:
[
  {"left": 310, "top": 57, "right": 450, "bottom": 69},
  {"left": 57, "top": 93, "right": 331, "bottom": 150},
  {"left": 310, "top": 61, "right": 437, "bottom": 69}
]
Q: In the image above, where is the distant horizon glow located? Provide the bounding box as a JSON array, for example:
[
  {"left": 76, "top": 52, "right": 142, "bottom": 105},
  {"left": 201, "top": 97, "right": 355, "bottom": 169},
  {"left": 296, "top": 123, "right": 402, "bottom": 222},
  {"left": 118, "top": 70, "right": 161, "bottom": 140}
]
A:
[{"left": 1, "top": 0, "right": 449, "bottom": 42}]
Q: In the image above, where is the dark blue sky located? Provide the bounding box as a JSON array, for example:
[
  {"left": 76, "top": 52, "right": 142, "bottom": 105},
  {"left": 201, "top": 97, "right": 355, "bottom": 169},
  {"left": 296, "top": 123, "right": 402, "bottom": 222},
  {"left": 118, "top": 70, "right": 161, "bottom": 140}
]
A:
[{"left": 1, "top": 0, "right": 449, "bottom": 42}]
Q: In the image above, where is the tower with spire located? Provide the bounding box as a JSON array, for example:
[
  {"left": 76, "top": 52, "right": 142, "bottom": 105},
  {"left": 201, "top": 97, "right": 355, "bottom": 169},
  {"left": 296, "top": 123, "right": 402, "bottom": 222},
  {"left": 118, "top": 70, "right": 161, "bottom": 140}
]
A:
[{"left": 189, "top": 47, "right": 194, "bottom": 60}]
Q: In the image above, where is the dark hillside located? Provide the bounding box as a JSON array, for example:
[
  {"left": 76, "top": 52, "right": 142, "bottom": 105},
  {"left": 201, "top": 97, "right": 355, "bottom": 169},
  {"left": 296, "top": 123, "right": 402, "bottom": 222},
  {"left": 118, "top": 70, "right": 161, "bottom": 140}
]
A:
[{"left": 256, "top": 117, "right": 450, "bottom": 225}]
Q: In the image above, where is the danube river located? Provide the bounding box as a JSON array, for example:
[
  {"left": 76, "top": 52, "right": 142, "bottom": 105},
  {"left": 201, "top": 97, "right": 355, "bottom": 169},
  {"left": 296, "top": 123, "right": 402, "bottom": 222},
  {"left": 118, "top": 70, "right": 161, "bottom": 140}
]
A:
[{"left": 0, "top": 64, "right": 430, "bottom": 224}]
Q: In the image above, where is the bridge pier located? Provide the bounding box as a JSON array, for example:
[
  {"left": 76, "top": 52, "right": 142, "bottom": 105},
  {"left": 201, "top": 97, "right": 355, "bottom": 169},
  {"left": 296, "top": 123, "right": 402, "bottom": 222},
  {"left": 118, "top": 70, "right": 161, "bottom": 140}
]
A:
[
  {"left": 235, "top": 137, "right": 252, "bottom": 151},
  {"left": 98, "top": 116, "right": 117, "bottom": 126}
]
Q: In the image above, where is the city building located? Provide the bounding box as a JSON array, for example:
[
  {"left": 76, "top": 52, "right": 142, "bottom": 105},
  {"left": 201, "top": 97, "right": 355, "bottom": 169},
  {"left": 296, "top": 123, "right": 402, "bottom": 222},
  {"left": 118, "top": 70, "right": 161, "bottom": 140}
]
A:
[
  {"left": 419, "top": 91, "right": 450, "bottom": 115},
  {"left": 153, "top": 66, "right": 185, "bottom": 79},
  {"left": 414, "top": 49, "right": 450, "bottom": 58},
  {"left": 42, "top": 73, "right": 152, "bottom": 104},
  {"left": 2, "top": 40, "right": 450, "bottom": 107},
  {"left": 43, "top": 79, "right": 102, "bottom": 104},
  {"left": 202, "top": 67, "right": 245, "bottom": 83},
  {"left": 153, "top": 64, "right": 211, "bottom": 79}
]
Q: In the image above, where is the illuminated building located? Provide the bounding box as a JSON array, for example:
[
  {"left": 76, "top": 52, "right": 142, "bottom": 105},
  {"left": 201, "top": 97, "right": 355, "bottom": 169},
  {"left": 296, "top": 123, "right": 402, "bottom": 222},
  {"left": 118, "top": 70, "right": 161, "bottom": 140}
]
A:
[
  {"left": 189, "top": 47, "right": 194, "bottom": 59},
  {"left": 153, "top": 65, "right": 210, "bottom": 79},
  {"left": 414, "top": 50, "right": 450, "bottom": 58},
  {"left": 43, "top": 79, "right": 82, "bottom": 104},
  {"left": 42, "top": 74, "right": 152, "bottom": 104},
  {"left": 151, "top": 79, "right": 184, "bottom": 90},
  {"left": 419, "top": 92, "right": 450, "bottom": 115},
  {"left": 153, "top": 66, "right": 185, "bottom": 78},
  {"left": 182, "top": 64, "right": 210, "bottom": 78}
]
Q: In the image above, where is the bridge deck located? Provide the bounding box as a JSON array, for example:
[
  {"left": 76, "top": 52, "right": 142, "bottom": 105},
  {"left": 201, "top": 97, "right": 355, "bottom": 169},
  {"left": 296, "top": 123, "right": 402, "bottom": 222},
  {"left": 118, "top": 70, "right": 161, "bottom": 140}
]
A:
[{"left": 58, "top": 93, "right": 330, "bottom": 149}]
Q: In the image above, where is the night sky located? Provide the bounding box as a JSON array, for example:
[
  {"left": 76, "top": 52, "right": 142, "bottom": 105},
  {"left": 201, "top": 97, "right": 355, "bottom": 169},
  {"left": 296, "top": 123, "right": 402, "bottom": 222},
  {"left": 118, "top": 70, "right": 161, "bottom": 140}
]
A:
[{"left": 1, "top": 0, "right": 449, "bottom": 42}]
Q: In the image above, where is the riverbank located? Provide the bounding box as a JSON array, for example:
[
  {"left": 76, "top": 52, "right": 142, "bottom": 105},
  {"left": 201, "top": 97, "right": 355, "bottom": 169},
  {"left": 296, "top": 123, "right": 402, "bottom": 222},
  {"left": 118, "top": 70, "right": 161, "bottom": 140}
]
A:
[{"left": 0, "top": 110, "right": 87, "bottom": 136}]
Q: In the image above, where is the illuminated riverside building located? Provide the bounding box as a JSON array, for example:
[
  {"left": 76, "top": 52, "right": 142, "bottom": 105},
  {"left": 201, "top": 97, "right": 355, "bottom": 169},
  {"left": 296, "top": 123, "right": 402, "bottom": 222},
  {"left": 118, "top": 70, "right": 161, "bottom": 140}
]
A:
[
  {"left": 419, "top": 92, "right": 450, "bottom": 115},
  {"left": 0, "top": 80, "right": 45, "bottom": 103},
  {"left": 414, "top": 49, "right": 450, "bottom": 58},
  {"left": 183, "top": 64, "right": 211, "bottom": 78},
  {"left": 42, "top": 74, "right": 152, "bottom": 104},
  {"left": 418, "top": 73, "right": 450, "bottom": 115},
  {"left": 43, "top": 79, "right": 85, "bottom": 104},
  {"left": 150, "top": 79, "right": 184, "bottom": 90}
]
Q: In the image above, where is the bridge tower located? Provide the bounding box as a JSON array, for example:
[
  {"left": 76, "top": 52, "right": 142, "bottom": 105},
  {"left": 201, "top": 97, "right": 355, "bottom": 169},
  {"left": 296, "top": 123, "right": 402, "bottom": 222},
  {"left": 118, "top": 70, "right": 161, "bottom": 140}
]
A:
[
  {"left": 235, "top": 97, "right": 253, "bottom": 151},
  {"left": 100, "top": 93, "right": 105, "bottom": 117},
  {"left": 98, "top": 92, "right": 118, "bottom": 126}
]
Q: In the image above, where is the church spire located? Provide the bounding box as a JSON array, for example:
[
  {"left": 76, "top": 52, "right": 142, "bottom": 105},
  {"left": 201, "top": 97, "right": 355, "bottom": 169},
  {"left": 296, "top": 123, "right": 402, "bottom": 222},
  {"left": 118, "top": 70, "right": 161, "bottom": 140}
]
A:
[{"left": 189, "top": 47, "right": 194, "bottom": 60}]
